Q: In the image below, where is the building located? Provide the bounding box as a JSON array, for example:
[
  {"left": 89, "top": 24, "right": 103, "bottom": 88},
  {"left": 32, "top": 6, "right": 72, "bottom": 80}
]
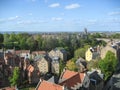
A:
[
  {"left": 35, "top": 56, "right": 50, "bottom": 74},
  {"left": 59, "top": 69, "right": 90, "bottom": 90},
  {"left": 15, "top": 50, "right": 30, "bottom": 59},
  {"left": 36, "top": 80, "right": 64, "bottom": 90},
  {"left": 49, "top": 48, "right": 67, "bottom": 61},
  {"left": 85, "top": 47, "right": 100, "bottom": 61},
  {"left": 100, "top": 45, "right": 116, "bottom": 59},
  {"left": 76, "top": 57, "right": 87, "bottom": 72},
  {"left": 31, "top": 51, "right": 46, "bottom": 59},
  {"left": 27, "top": 65, "right": 40, "bottom": 84},
  {"left": 87, "top": 69, "right": 104, "bottom": 90},
  {"left": 51, "top": 57, "right": 60, "bottom": 74}
]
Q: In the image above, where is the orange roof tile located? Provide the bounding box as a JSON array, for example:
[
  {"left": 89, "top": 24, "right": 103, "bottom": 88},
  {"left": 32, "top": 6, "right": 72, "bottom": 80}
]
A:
[
  {"left": 61, "top": 70, "right": 77, "bottom": 80},
  {"left": 27, "top": 65, "right": 34, "bottom": 72},
  {"left": 37, "top": 80, "right": 63, "bottom": 90},
  {"left": 60, "top": 73, "right": 85, "bottom": 88},
  {"left": 15, "top": 50, "right": 30, "bottom": 54},
  {"left": 59, "top": 70, "right": 85, "bottom": 89}
]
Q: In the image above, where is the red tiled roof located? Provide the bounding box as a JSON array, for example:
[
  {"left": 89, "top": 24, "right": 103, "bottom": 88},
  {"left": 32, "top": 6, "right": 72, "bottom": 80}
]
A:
[
  {"left": 15, "top": 50, "right": 30, "bottom": 54},
  {"left": 27, "top": 65, "right": 34, "bottom": 72},
  {"left": 61, "top": 70, "right": 78, "bottom": 80},
  {"left": 37, "top": 80, "right": 63, "bottom": 90},
  {"left": 60, "top": 73, "right": 85, "bottom": 88}
]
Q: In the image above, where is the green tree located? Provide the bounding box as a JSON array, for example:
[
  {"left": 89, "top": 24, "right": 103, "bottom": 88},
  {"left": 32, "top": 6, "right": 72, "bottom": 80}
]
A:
[
  {"left": 59, "top": 60, "right": 66, "bottom": 74},
  {"left": 66, "top": 60, "right": 77, "bottom": 71},
  {"left": 99, "top": 51, "right": 117, "bottom": 80},
  {"left": 74, "top": 45, "right": 90, "bottom": 59},
  {"left": 0, "top": 33, "right": 4, "bottom": 44},
  {"left": 9, "top": 67, "right": 20, "bottom": 86},
  {"left": 0, "top": 33, "right": 4, "bottom": 48}
]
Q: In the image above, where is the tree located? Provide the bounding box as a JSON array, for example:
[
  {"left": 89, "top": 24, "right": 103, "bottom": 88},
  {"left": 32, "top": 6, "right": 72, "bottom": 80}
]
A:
[
  {"left": 74, "top": 45, "right": 90, "bottom": 59},
  {"left": 0, "top": 33, "right": 4, "bottom": 48},
  {"left": 9, "top": 67, "right": 20, "bottom": 86},
  {"left": 0, "top": 33, "right": 4, "bottom": 44},
  {"left": 59, "top": 60, "right": 66, "bottom": 74},
  {"left": 99, "top": 51, "right": 117, "bottom": 80},
  {"left": 66, "top": 59, "right": 77, "bottom": 71}
]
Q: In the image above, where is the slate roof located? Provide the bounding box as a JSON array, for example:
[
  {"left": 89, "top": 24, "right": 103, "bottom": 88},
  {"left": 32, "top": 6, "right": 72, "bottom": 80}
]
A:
[
  {"left": 76, "top": 57, "right": 87, "bottom": 68},
  {"left": 87, "top": 71, "right": 103, "bottom": 85}
]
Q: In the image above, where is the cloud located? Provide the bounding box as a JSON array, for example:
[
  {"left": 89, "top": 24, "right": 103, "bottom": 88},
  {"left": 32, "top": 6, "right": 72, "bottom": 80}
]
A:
[
  {"left": 0, "top": 18, "right": 6, "bottom": 23},
  {"left": 8, "top": 16, "right": 20, "bottom": 21},
  {"left": 51, "top": 17, "right": 63, "bottom": 21},
  {"left": 0, "top": 16, "right": 20, "bottom": 23},
  {"left": 17, "top": 20, "right": 48, "bottom": 25},
  {"left": 65, "top": 3, "right": 80, "bottom": 9},
  {"left": 108, "top": 11, "right": 120, "bottom": 16},
  {"left": 49, "top": 3, "right": 60, "bottom": 8}
]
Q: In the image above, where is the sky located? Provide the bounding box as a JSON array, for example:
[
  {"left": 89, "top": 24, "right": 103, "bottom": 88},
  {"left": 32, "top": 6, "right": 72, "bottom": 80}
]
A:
[{"left": 0, "top": 0, "right": 120, "bottom": 32}]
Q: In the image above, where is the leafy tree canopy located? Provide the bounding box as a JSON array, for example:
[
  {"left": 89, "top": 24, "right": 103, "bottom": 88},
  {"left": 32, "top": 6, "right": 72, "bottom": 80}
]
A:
[
  {"left": 99, "top": 51, "right": 117, "bottom": 80},
  {"left": 9, "top": 67, "right": 20, "bottom": 86}
]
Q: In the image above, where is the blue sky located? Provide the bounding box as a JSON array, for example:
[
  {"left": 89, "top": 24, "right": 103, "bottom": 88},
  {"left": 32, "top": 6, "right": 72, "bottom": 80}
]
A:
[{"left": 0, "top": 0, "right": 120, "bottom": 32}]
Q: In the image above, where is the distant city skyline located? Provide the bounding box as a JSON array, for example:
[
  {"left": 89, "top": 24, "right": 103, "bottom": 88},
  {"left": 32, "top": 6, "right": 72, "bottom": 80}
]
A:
[{"left": 0, "top": 0, "right": 120, "bottom": 32}]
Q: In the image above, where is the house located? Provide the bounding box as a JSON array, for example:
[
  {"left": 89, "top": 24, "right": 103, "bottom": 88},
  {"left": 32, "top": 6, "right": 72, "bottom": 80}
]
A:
[
  {"left": 35, "top": 56, "right": 50, "bottom": 74},
  {"left": 4, "top": 52, "right": 14, "bottom": 66},
  {"left": 15, "top": 50, "right": 30, "bottom": 59},
  {"left": 27, "top": 64, "right": 40, "bottom": 84},
  {"left": 23, "top": 57, "right": 30, "bottom": 70},
  {"left": 49, "top": 48, "right": 67, "bottom": 61},
  {"left": 76, "top": 57, "right": 87, "bottom": 72},
  {"left": 31, "top": 51, "right": 46, "bottom": 59},
  {"left": 87, "top": 69, "right": 104, "bottom": 90},
  {"left": 51, "top": 57, "right": 60, "bottom": 74},
  {"left": 85, "top": 47, "right": 100, "bottom": 61},
  {"left": 36, "top": 79, "right": 64, "bottom": 90},
  {"left": 100, "top": 45, "right": 116, "bottom": 59},
  {"left": 59, "top": 69, "right": 90, "bottom": 90}
]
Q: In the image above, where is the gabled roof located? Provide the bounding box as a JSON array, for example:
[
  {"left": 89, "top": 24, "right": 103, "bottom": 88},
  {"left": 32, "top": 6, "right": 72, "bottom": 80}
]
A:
[
  {"left": 15, "top": 50, "right": 30, "bottom": 54},
  {"left": 60, "top": 70, "right": 77, "bottom": 80},
  {"left": 76, "top": 57, "right": 87, "bottom": 67},
  {"left": 87, "top": 71, "right": 103, "bottom": 85},
  {"left": 32, "top": 51, "right": 46, "bottom": 55},
  {"left": 27, "top": 65, "right": 34, "bottom": 72},
  {"left": 36, "top": 80, "right": 63, "bottom": 90},
  {"left": 35, "top": 55, "right": 50, "bottom": 62},
  {"left": 60, "top": 73, "right": 85, "bottom": 89},
  {"left": 47, "top": 76, "right": 55, "bottom": 83}
]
